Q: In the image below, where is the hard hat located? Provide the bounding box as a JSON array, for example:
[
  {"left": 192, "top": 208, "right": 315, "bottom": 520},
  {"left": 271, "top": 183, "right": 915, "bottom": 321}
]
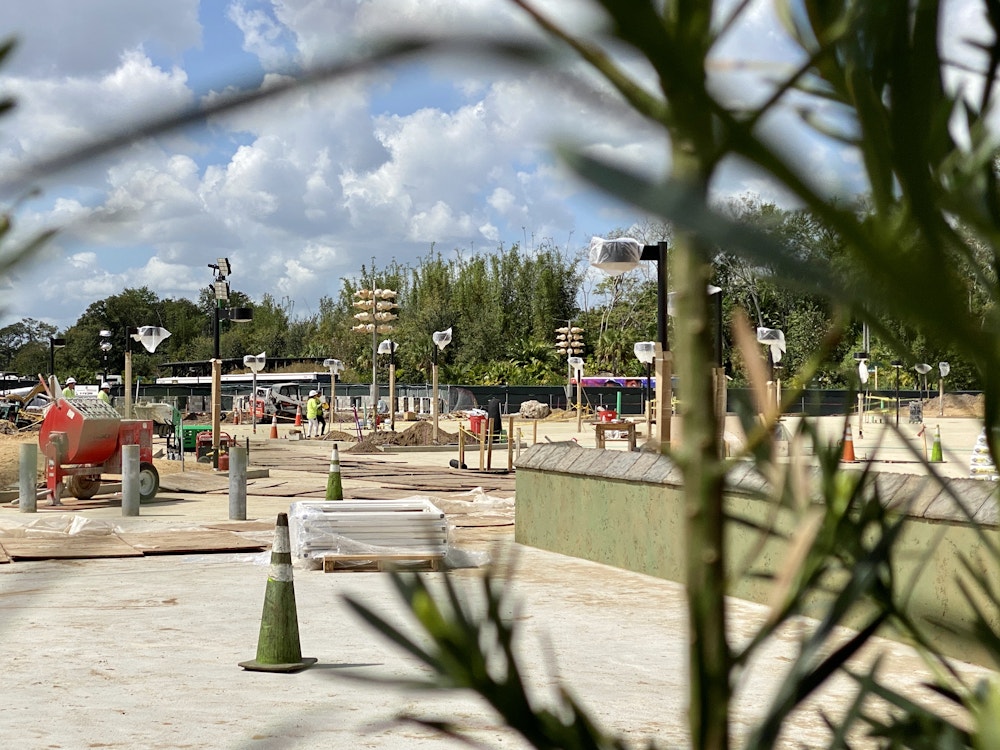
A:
[
  {"left": 308, "top": 390, "right": 318, "bottom": 397},
  {"left": 101, "top": 382, "right": 111, "bottom": 390},
  {"left": 66, "top": 377, "right": 76, "bottom": 384}
]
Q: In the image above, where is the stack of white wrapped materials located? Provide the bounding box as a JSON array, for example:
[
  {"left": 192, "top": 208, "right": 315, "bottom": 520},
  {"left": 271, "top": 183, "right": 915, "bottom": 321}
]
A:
[{"left": 288, "top": 499, "right": 450, "bottom": 568}]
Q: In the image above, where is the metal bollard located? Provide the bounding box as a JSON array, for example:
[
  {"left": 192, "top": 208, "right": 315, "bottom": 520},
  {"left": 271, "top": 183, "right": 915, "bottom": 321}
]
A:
[
  {"left": 229, "top": 445, "right": 247, "bottom": 521},
  {"left": 121, "top": 444, "right": 140, "bottom": 516},
  {"left": 19, "top": 443, "right": 37, "bottom": 513}
]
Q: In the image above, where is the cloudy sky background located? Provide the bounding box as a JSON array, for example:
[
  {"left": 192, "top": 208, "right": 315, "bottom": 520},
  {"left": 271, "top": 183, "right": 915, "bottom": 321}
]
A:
[{"left": 0, "top": 1, "right": 985, "bottom": 330}]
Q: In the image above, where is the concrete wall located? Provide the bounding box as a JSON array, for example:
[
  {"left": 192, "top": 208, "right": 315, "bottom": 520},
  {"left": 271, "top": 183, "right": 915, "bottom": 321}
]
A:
[{"left": 515, "top": 442, "right": 1000, "bottom": 667}]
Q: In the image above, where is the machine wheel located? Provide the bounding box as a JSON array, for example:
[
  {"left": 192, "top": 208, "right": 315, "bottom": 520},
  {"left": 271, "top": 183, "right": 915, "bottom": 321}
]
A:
[
  {"left": 139, "top": 462, "right": 160, "bottom": 503},
  {"left": 66, "top": 474, "right": 101, "bottom": 500}
]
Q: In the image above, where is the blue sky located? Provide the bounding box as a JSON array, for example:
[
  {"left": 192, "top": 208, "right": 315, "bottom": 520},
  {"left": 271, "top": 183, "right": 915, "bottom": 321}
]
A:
[{"left": 0, "top": 1, "right": 980, "bottom": 331}]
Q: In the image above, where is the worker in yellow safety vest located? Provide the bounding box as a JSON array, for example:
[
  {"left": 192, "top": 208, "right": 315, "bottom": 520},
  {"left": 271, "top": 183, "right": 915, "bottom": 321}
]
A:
[
  {"left": 62, "top": 377, "right": 76, "bottom": 399},
  {"left": 98, "top": 383, "right": 112, "bottom": 403},
  {"left": 305, "top": 390, "right": 321, "bottom": 438}
]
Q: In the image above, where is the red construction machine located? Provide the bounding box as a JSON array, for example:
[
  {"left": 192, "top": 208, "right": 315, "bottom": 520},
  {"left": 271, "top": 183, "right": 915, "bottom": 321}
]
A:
[{"left": 38, "top": 385, "right": 159, "bottom": 505}]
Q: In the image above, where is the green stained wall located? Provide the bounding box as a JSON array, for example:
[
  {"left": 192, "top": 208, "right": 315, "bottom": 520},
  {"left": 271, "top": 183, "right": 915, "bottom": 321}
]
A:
[{"left": 515, "top": 442, "right": 1000, "bottom": 668}]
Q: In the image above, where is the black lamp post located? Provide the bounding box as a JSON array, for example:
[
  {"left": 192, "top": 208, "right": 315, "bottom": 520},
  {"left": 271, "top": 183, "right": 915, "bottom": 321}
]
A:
[
  {"left": 208, "top": 258, "right": 252, "bottom": 469},
  {"left": 590, "top": 238, "right": 671, "bottom": 445},
  {"left": 49, "top": 337, "right": 66, "bottom": 377},
  {"left": 99, "top": 330, "right": 113, "bottom": 383},
  {"left": 891, "top": 359, "right": 904, "bottom": 426}
]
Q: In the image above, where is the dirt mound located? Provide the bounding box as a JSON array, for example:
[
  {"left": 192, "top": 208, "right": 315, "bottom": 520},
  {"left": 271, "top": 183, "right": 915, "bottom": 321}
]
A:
[
  {"left": 922, "top": 393, "right": 984, "bottom": 418},
  {"left": 345, "top": 435, "right": 384, "bottom": 454},
  {"left": 394, "top": 421, "right": 459, "bottom": 446},
  {"left": 319, "top": 429, "right": 358, "bottom": 442}
]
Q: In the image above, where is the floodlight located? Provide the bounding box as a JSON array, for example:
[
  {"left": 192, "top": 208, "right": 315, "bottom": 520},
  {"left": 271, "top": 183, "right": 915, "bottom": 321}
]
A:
[
  {"left": 216, "top": 257, "right": 231, "bottom": 277},
  {"left": 213, "top": 280, "right": 229, "bottom": 301}
]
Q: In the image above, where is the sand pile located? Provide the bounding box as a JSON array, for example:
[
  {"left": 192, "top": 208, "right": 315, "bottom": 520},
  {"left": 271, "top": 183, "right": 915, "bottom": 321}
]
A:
[{"left": 922, "top": 393, "right": 984, "bottom": 418}]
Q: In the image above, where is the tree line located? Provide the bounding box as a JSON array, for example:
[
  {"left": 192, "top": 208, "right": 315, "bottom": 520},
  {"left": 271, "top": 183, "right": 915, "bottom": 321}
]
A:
[{"left": 0, "top": 198, "right": 982, "bottom": 391}]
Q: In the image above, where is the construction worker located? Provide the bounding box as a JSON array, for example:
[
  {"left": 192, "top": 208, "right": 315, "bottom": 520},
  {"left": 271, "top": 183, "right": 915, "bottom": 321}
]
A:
[
  {"left": 62, "top": 377, "right": 76, "bottom": 399},
  {"left": 98, "top": 382, "right": 112, "bottom": 404},
  {"left": 305, "top": 390, "right": 321, "bottom": 438},
  {"left": 317, "top": 394, "right": 328, "bottom": 436}
]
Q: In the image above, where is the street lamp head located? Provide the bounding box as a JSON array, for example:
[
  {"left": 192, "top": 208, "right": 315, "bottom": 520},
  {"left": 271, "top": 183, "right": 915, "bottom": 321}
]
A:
[
  {"left": 243, "top": 352, "right": 266, "bottom": 373},
  {"left": 891, "top": 359, "right": 904, "bottom": 368},
  {"left": 939, "top": 361, "right": 950, "bottom": 378},
  {"left": 50, "top": 337, "right": 66, "bottom": 349},
  {"left": 756, "top": 327, "right": 786, "bottom": 363},
  {"left": 377, "top": 339, "right": 398, "bottom": 355},
  {"left": 323, "top": 358, "right": 344, "bottom": 374},
  {"left": 588, "top": 236, "right": 642, "bottom": 276},
  {"left": 224, "top": 307, "right": 253, "bottom": 323},
  {"left": 432, "top": 327, "right": 453, "bottom": 350},
  {"left": 914, "top": 363, "right": 932, "bottom": 375},
  {"left": 567, "top": 356, "right": 584, "bottom": 375},
  {"left": 133, "top": 326, "right": 172, "bottom": 353},
  {"left": 633, "top": 341, "right": 659, "bottom": 364}
]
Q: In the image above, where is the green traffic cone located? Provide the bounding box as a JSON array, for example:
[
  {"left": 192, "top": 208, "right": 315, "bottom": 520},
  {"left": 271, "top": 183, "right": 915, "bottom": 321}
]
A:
[
  {"left": 325, "top": 443, "right": 343, "bottom": 501},
  {"left": 930, "top": 425, "right": 943, "bottom": 463},
  {"left": 239, "top": 513, "right": 317, "bottom": 673}
]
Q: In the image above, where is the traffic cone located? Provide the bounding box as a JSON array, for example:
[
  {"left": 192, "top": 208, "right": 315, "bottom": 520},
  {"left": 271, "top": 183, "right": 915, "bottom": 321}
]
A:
[
  {"left": 841, "top": 425, "right": 856, "bottom": 462},
  {"left": 930, "top": 425, "right": 943, "bottom": 463},
  {"left": 239, "top": 513, "right": 317, "bottom": 673},
  {"left": 294, "top": 405, "right": 302, "bottom": 427},
  {"left": 325, "top": 444, "right": 343, "bottom": 501},
  {"left": 269, "top": 415, "right": 278, "bottom": 440}
]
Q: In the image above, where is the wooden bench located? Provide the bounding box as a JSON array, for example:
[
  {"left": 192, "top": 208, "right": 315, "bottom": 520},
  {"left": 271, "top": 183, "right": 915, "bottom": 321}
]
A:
[{"left": 594, "top": 421, "right": 636, "bottom": 451}]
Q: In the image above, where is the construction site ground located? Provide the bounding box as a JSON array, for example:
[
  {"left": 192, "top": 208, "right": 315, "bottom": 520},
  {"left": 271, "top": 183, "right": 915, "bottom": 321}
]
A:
[{"left": 0, "top": 408, "right": 996, "bottom": 748}]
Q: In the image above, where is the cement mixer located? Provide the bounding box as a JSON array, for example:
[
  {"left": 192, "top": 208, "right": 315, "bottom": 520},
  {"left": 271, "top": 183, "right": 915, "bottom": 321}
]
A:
[{"left": 38, "top": 381, "right": 159, "bottom": 505}]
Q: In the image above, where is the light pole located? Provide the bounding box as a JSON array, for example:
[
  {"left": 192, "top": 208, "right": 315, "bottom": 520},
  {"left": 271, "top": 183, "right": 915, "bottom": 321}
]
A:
[
  {"left": 99, "top": 330, "right": 113, "bottom": 384},
  {"left": 431, "top": 328, "right": 453, "bottom": 443},
  {"left": 891, "top": 359, "right": 904, "bottom": 426},
  {"left": 322, "top": 358, "right": 344, "bottom": 429},
  {"left": 914, "top": 363, "right": 932, "bottom": 401},
  {"left": 568, "top": 356, "right": 584, "bottom": 432},
  {"left": 208, "top": 258, "right": 252, "bottom": 469},
  {"left": 128, "top": 326, "right": 172, "bottom": 419},
  {"left": 634, "top": 341, "right": 657, "bottom": 439},
  {"left": 378, "top": 339, "right": 399, "bottom": 430},
  {"left": 243, "top": 352, "right": 266, "bottom": 433},
  {"left": 938, "top": 361, "right": 950, "bottom": 417},
  {"left": 352, "top": 282, "right": 397, "bottom": 428},
  {"left": 854, "top": 351, "right": 869, "bottom": 439},
  {"left": 555, "top": 322, "right": 584, "bottom": 411},
  {"left": 590, "top": 237, "right": 671, "bottom": 446},
  {"left": 755, "top": 327, "right": 786, "bottom": 413},
  {"left": 49, "top": 337, "right": 65, "bottom": 377}
]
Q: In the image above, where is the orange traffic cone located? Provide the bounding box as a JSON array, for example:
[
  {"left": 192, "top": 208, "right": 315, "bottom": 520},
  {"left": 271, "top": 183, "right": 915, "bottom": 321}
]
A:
[
  {"left": 294, "top": 405, "right": 302, "bottom": 427},
  {"left": 269, "top": 415, "right": 279, "bottom": 440},
  {"left": 841, "top": 425, "right": 856, "bottom": 462}
]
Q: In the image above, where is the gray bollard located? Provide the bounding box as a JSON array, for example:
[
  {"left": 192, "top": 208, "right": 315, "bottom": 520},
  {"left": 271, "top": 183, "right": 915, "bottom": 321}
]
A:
[
  {"left": 121, "top": 444, "right": 140, "bottom": 517},
  {"left": 19, "top": 443, "right": 37, "bottom": 513},
  {"left": 229, "top": 445, "right": 247, "bottom": 521}
]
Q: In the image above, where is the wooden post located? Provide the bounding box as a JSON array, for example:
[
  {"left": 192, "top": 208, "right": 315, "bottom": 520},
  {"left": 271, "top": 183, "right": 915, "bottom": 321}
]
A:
[
  {"left": 532, "top": 420, "right": 538, "bottom": 444},
  {"left": 486, "top": 418, "right": 494, "bottom": 470},
  {"left": 458, "top": 426, "right": 465, "bottom": 468},
  {"left": 507, "top": 416, "right": 514, "bottom": 471},
  {"left": 479, "top": 422, "right": 486, "bottom": 471}
]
